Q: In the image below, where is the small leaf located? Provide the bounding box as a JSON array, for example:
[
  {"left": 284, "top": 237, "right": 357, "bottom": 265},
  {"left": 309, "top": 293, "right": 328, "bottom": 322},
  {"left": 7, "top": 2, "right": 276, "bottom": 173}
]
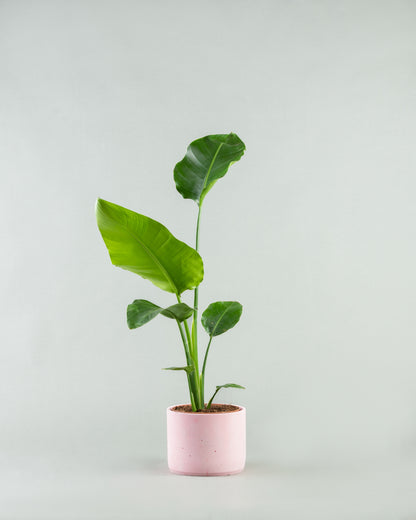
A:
[
  {"left": 174, "top": 133, "right": 245, "bottom": 206},
  {"left": 161, "top": 303, "right": 194, "bottom": 321},
  {"left": 206, "top": 383, "right": 245, "bottom": 409},
  {"left": 163, "top": 366, "right": 194, "bottom": 374},
  {"left": 127, "top": 300, "right": 162, "bottom": 329},
  {"left": 215, "top": 383, "right": 246, "bottom": 391},
  {"left": 201, "top": 301, "right": 243, "bottom": 337},
  {"left": 96, "top": 198, "right": 204, "bottom": 295},
  {"left": 127, "top": 299, "right": 193, "bottom": 329}
]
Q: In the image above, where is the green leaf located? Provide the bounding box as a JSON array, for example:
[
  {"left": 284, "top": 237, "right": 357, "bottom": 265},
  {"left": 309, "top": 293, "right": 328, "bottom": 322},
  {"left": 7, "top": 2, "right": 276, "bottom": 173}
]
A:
[
  {"left": 127, "top": 300, "right": 162, "bottom": 328},
  {"left": 163, "top": 366, "right": 195, "bottom": 374},
  {"left": 174, "top": 133, "right": 245, "bottom": 206},
  {"left": 160, "top": 303, "right": 194, "bottom": 321},
  {"left": 215, "top": 383, "right": 246, "bottom": 391},
  {"left": 206, "top": 383, "right": 245, "bottom": 409},
  {"left": 96, "top": 199, "right": 204, "bottom": 295},
  {"left": 201, "top": 301, "right": 243, "bottom": 337},
  {"left": 127, "top": 300, "right": 194, "bottom": 329}
]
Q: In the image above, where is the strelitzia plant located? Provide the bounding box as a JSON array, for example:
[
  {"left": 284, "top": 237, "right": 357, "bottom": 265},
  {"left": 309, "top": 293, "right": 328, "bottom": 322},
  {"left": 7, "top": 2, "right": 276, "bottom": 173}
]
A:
[{"left": 96, "top": 133, "right": 246, "bottom": 411}]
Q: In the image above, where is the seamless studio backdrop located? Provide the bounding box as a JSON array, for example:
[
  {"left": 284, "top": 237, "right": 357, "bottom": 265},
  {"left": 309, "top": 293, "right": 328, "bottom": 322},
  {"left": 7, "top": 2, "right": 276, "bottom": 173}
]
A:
[{"left": 0, "top": 0, "right": 415, "bottom": 514}]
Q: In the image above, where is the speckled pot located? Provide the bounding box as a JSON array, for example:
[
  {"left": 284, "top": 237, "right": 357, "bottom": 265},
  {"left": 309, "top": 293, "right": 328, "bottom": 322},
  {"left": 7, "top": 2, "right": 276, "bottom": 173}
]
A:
[{"left": 166, "top": 405, "right": 246, "bottom": 476}]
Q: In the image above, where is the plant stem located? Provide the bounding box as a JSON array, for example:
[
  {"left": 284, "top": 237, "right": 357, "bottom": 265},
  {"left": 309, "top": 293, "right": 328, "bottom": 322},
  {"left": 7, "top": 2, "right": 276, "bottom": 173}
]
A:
[
  {"left": 176, "top": 320, "right": 190, "bottom": 361},
  {"left": 183, "top": 320, "right": 193, "bottom": 356},
  {"left": 174, "top": 204, "right": 205, "bottom": 410},
  {"left": 200, "top": 335, "right": 213, "bottom": 406},
  {"left": 177, "top": 294, "right": 202, "bottom": 410},
  {"left": 201, "top": 336, "right": 213, "bottom": 381},
  {"left": 191, "top": 203, "right": 203, "bottom": 407},
  {"left": 189, "top": 387, "right": 196, "bottom": 410},
  {"left": 193, "top": 203, "right": 203, "bottom": 338},
  {"left": 185, "top": 318, "right": 202, "bottom": 409},
  {"left": 206, "top": 387, "right": 220, "bottom": 410},
  {"left": 176, "top": 320, "right": 197, "bottom": 411}
]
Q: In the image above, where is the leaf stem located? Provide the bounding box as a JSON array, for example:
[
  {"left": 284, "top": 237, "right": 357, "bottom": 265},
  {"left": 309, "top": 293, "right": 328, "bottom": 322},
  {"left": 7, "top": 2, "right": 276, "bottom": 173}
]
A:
[
  {"left": 176, "top": 321, "right": 191, "bottom": 363},
  {"left": 183, "top": 320, "right": 193, "bottom": 356},
  {"left": 177, "top": 294, "right": 202, "bottom": 409},
  {"left": 193, "top": 204, "right": 203, "bottom": 352},
  {"left": 201, "top": 335, "right": 213, "bottom": 382},
  {"left": 200, "top": 335, "right": 213, "bottom": 405},
  {"left": 192, "top": 203, "right": 203, "bottom": 406},
  {"left": 206, "top": 387, "right": 220, "bottom": 410},
  {"left": 176, "top": 320, "right": 197, "bottom": 411},
  {"left": 186, "top": 318, "right": 202, "bottom": 409},
  {"left": 195, "top": 203, "right": 203, "bottom": 250}
]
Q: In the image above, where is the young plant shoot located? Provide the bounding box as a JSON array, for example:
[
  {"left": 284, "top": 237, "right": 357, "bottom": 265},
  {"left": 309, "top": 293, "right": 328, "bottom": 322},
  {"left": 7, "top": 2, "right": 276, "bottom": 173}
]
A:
[{"left": 96, "top": 133, "right": 246, "bottom": 411}]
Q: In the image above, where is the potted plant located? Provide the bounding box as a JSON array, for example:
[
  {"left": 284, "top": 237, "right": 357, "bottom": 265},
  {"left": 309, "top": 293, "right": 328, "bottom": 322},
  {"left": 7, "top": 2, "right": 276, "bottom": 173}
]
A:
[{"left": 96, "top": 132, "right": 246, "bottom": 476}]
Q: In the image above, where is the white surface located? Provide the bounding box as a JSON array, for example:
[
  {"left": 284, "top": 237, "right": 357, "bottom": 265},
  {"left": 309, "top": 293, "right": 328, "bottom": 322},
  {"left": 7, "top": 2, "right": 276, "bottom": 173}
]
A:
[
  {"left": 0, "top": 455, "right": 414, "bottom": 520},
  {"left": 1, "top": 0, "right": 416, "bottom": 516}
]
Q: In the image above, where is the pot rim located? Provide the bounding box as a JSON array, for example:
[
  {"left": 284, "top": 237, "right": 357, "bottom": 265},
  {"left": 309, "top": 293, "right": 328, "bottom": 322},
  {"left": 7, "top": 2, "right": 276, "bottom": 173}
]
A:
[{"left": 167, "top": 404, "right": 245, "bottom": 415}]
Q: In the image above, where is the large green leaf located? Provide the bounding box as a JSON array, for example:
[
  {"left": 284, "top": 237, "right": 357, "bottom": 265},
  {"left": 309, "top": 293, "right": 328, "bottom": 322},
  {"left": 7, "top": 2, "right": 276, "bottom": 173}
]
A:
[
  {"left": 201, "top": 301, "right": 243, "bottom": 337},
  {"left": 127, "top": 299, "right": 194, "bottom": 329},
  {"left": 96, "top": 199, "right": 204, "bottom": 295},
  {"left": 174, "top": 133, "right": 245, "bottom": 205}
]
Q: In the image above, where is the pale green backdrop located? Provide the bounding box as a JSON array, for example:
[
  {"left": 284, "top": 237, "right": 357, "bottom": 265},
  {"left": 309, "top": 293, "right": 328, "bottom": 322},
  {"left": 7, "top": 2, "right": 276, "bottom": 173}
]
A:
[{"left": 0, "top": 0, "right": 415, "bottom": 517}]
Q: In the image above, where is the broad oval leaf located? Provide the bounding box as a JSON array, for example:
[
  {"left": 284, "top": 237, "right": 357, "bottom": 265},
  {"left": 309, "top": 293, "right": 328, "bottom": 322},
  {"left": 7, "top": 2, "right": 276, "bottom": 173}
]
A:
[
  {"left": 201, "top": 301, "right": 243, "bottom": 337},
  {"left": 174, "top": 133, "right": 245, "bottom": 205},
  {"left": 127, "top": 300, "right": 162, "bottom": 328},
  {"left": 127, "top": 299, "right": 193, "bottom": 329},
  {"left": 161, "top": 303, "right": 194, "bottom": 321},
  {"left": 96, "top": 199, "right": 204, "bottom": 295}
]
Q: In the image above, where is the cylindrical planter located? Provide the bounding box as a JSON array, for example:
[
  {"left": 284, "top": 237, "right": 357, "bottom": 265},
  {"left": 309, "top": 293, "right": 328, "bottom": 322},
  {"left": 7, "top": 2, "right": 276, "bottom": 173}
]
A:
[{"left": 167, "top": 404, "right": 246, "bottom": 476}]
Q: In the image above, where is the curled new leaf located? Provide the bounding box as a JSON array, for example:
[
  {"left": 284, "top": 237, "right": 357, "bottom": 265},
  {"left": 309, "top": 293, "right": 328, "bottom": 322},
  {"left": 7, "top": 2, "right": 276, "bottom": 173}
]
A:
[
  {"left": 201, "top": 301, "right": 243, "bottom": 337},
  {"left": 127, "top": 300, "right": 194, "bottom": 329},
  {"left": 174, "top": 133, "right": 245, "bottom": 206},
  {"left": 96, "top": 199, "right": 204, "bottom": 295}
]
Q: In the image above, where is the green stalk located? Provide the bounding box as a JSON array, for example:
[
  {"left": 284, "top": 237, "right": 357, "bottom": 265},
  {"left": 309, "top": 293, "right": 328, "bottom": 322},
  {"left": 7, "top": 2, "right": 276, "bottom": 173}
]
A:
[
  {"left": 183, "top": 320, "right": 193, "bottom": 356},
  {"left": 177, "top": 295, "right": 202, "bottom": 410},
  {"left": 206, "top": 386, "right": 220, "bottom": 410},
  {"left": 176, "top": 320, "right": 197, "bottom": 411},
  {"left": 201, "top": 335, "right": 213, "bottom": 403},
  {"left": 192, "top": 146, "right": 223, "bottom": 406},
  {"left": 175, "top": 203, "right": 205, "bottom": 410},
  {"left": 185, "top": 318, "right": 202, "bottom": 409},
  {"left": 193, "top": 204, "right": 203, "bottom": 341},
  {"left": 193, "top": 203, "right": 203, "bottom": 407},
  {"left": 201, "top": 336, "right": 213, "bottom": 375}
]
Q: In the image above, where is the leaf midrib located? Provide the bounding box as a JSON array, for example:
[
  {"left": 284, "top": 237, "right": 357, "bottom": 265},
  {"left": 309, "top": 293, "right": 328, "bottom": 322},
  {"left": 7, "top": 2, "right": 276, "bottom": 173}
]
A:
[
  {"left": 111, "top": 213, "right": 179, "bottom": 295},
  {"left": 210, "top": 304, "right": 234, "bottom": 337},
  {"left": 199, "top": 141, "right": 224, "bottom": 204}
]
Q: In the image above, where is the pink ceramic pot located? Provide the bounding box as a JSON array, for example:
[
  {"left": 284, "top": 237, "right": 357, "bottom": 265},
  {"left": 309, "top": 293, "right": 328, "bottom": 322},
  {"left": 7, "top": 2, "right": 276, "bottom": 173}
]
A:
[{"left": 166, "top": 405, "right": 246, "bottom": 476}]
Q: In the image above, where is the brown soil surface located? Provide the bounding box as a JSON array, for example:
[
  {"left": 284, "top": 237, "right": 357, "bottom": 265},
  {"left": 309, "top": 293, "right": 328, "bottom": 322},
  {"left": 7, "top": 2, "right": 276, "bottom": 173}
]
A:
[{"left": 171, "top": 404, "right": 241, "bottom": 414}]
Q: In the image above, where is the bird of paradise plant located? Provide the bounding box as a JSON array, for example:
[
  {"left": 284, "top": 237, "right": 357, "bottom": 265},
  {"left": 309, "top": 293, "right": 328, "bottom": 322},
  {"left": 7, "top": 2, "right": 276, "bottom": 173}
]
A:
[{"left": 96, "top": 132, "right": 246, "bottom": 411}]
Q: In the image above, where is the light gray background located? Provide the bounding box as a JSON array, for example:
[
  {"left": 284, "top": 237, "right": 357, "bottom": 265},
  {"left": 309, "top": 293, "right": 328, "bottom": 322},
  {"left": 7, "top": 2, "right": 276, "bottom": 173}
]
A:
[{"left": 1, "top": 0, "right": 415, "bottom": 518}]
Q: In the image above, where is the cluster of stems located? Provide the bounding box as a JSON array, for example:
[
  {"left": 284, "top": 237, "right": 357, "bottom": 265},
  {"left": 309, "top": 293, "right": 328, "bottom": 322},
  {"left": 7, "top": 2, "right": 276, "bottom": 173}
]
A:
[{"left": 175, "top": 204, "right": 211, "bottom": 411}]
